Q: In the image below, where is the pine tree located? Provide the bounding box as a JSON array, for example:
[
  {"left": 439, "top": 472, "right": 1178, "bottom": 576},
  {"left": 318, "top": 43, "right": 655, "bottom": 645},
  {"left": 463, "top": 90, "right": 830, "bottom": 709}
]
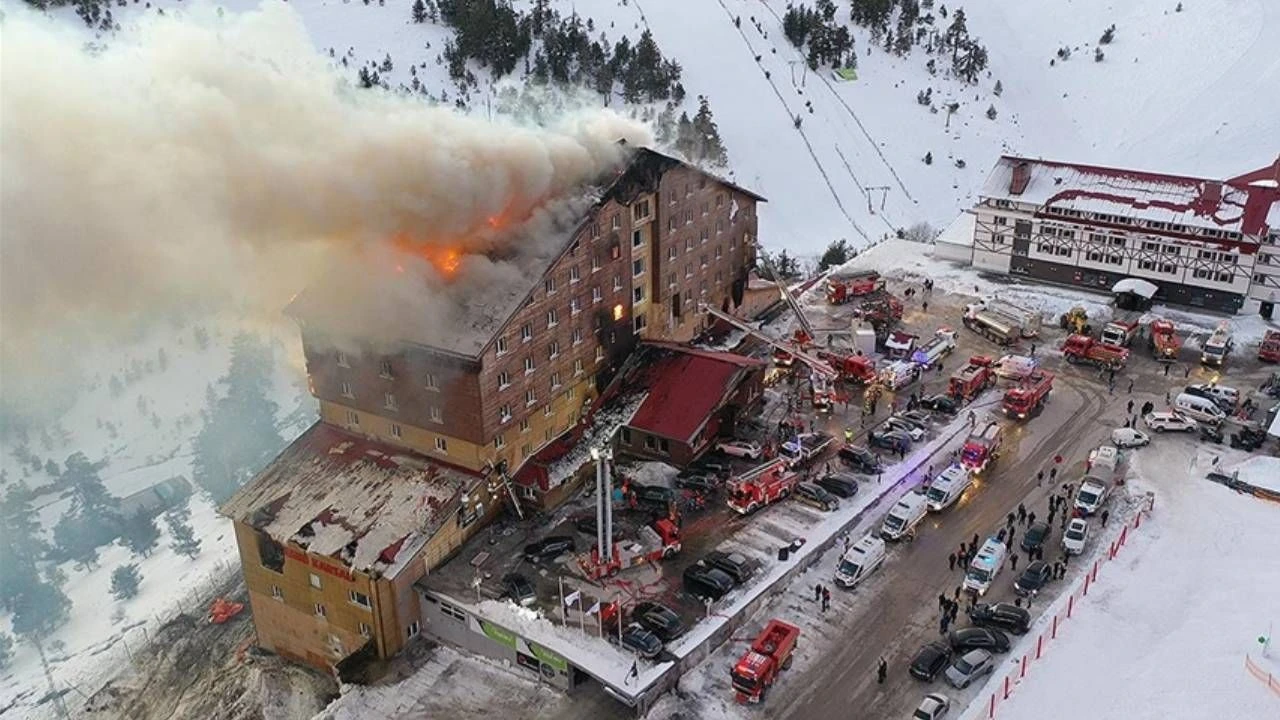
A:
[
  {"left": 986, "top": 104, "right": 998, "bottom": 119},
  {"left": 110, "top": 564, "right": 141, "bottom": 600},
  {"left": 10, "top": 575, "right": 71, "bottom": 640},
  {"left": 1099, "top": 24, "right": 1116, "bottom": 45},
  {"left": 0, "top": 482, "right": 51, "bottom": 613},
  {"left": 924, "top": 151, "right": 933, "bottom": 164},
  {"left": 691, "top": 97, "right": 730, "bottom": 168},
  {"left": 412, "top": 0, "right": 427, "bottom": 23},
  {"left": 946, "top": 8, "right": 968, "bottom": 59},
  {"left": 818, "top": 239, "right": 852, "bottom": 271},
  {"left": 166, "top": 505, "right": 202, "bottom": 559},
  {"left": 120, "top": 509, "right": 161, "bottom": 558},
  {"left": 993, "top": 79, "right": 1003, "bottom": 96},
  {"left": 54, "top": 452, "right": 123, "bottom": 567}
]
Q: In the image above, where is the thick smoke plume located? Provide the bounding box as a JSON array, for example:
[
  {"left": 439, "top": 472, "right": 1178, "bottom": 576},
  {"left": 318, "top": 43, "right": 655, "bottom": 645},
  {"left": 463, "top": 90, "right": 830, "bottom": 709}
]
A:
[{"left": 0, "top": 3, "right": 651, "bottom": 414}]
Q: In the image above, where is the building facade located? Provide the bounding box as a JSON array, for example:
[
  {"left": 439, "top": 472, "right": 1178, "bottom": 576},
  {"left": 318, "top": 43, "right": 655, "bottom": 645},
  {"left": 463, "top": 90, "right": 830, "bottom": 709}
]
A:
[{"left": 970, "top": 155, "right": 1280, "bottom": 315}]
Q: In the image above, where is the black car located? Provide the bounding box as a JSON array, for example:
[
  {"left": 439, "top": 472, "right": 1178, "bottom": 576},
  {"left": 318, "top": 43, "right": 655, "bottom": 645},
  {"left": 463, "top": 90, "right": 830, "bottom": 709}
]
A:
[
  {"left": 500, "top": 573, "right": 536, "bottom": 606},
  {"left": 1200, "top": 423, "right": 1225, "bottom": 444},
  {"left": 632, "top": 484, "right": 676, "bottom": 508},
  {"left": 896, "top": 411, "right": 933, "bottom": 430},
  {"left": 675, "top": 473, "right": 720, "bottom": 493},
  {"left": 683, "top": 564, "right": 735, "bottom": 601},
  {"left": 686, "top": 461, "right": 730, "bottom": 478},
  {"left": 838, "top": 445, "right": 884, "bottom": 474},
  {"left": 794, "top": 482, "right": 840, "bottom": 511},
  {"left": 632, "top": 601, "right": 686, "bottom": 642},
  {"left": 1020, "top": 521, "right": 1050, "bottom": 553},
  {"left": 868, "top": 428, "right": 912, "bottom": 453},
  {"left": 523, "top": 535, "right": 576, "bottom": 563},
  {"left": 701, "top": 550, "right": 757, "bottom": 585},
  {"left": 1014, "top": 560, "right": 1052, "bottom": 597},
  {"left": 919, "top": 394, "right": 960, "bottom": 415},
  {"left": 909, "top": 641, "right": 953, "bottom": 681},
  {"left": 968, "top": 603, "right": 1031, "bottom": 635},
  {"left": 817, "top": 472, "right": 860, "bottom": 498},
  {"left": 571, "top": 514, "right": 598, "bottom": 536},
  {"left": 948, "top": 627, "right": 1011, "bottom": 654},
  {"left": 610, "top": 623, "right": 663, "bottom": 659},
  {"left": 1230, "top": 427, "right": 1267, "bottom": 450}
]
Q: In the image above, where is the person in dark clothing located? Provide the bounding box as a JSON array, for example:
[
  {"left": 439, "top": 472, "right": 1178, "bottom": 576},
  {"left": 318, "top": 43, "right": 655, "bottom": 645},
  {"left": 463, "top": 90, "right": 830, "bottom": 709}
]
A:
[
  {"left": 1018, "top": 504, "right": 1027, "bottom": 523},
  {"left": 1126, "top": 399, "right": 1134, "bottom": 415},
  {"left": 949, "top": 603, "right": 959, "bottom": 623},
  {"left": 1127, "top": 379, "right": 1134, "bottom": 394},
  {"left": 939, "top": 614, "right": 950, "bottom": 634},
  {"left": 1006, "top": 512, "right": 1016, "bottom": 527},
  {"left": 997, "top": 528, "right": 1007, "bottom": 542},
  {"left": 1010, "top": 554, "right": 1019, "bottom": 571},
  {"left": 939, "top": 594, "right": 948, "bottom": 611},
  {"left": 923, "top": 300, "right": 929, "bottom": 312},
  {"left": 897, "top": 445, "right": 905, "bottom": 460},
  {"left": 958, "top": 542, "right": 967, "bottom": 559},
  {"left": 971, "top": 533, "right": 979, "bottom": 549},
  {"left": 877, "top": 657, "right": 888, "bottom": 684},
  {"left": 954, "top": 586, "right": 962, "bottom": 600},
  {"left": 1048, "top": 507, "right": 1056, "bottom": 525},
  {"left": 1028, "top": 512, "right": 1037, "bottom": 526},
  {"left": 948, "top": 553, "right": 957, "bottom": 571},
  {"left": 822, "top": 588, "right": 831, "bottom": 612},
  {"left": 1030, "top": 343, "right": 1037, "bottom": 357},
  {"left": 1007, "top": 528, "right": 1017, "bottom": 547},
  {"left": 1050, "top": 467, "right": 1058, "bottom": 482},
  {"left": 1164, "top": 363, "right": 1171, "bottom": 377},
  {"left": 1142, "top": 400, "right": 1154, "bottom": 415},
  {"left": 1185, "top": 365, "right": 1191, "bottom": 379},
  {"left": 1101, "top": 509, "right": 1110, "bottom": 527},
  {"left": 814, "top": 583, "right": 822, "bottom": 602}
]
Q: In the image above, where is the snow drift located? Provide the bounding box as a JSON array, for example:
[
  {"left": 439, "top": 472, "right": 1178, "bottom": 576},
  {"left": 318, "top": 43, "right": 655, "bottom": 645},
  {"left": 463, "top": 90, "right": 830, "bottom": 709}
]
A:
[{"left": 0, "top": 3, "right": 650, "bottom": 413}]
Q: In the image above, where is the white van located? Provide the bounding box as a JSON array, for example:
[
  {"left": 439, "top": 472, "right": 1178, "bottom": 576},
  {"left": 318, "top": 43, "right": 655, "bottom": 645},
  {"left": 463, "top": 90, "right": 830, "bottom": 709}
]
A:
[
  {"left": 834, "top": 534, "right": 887, "bottom": 588},
  {"left": 1200, "top": 324, "right": 1233, "bottom": 367},
  {"left": 962, "top": 537, "right": 1008, "bottom": 597},
  {"left": 925, "top": 464, "right": 972, "bottom": 512},
  {"left": 1185, "top": 383, "right": 1240, "bottom": 413},
  {"left": 1174, "top": 392, "right": 1226, "bottom": 426},
  {"left": 1074, "top": 477, "right": 1110, "bottom": 515},
  {"left": 1086, "top": 445, "right": 1123, "bottom": 480},
  {"left": 880, "top": 493, "right": 928, "bottom": 542}
]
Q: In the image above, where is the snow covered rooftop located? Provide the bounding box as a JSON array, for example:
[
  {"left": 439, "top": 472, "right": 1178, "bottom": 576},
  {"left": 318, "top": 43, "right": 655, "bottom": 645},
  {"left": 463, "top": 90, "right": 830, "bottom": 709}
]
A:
[
  {"left": 936, "top": 211, "right": 976, "bottom": 248},
  {"left": 220, "top": 422, "right": 474, "bottom": 577},
  {"left": 980, "top": 155, "right": 1280, "bottom": 237}
]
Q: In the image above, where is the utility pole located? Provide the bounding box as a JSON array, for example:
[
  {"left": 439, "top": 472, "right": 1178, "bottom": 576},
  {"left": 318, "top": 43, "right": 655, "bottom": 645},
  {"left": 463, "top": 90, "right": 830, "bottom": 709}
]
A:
[
  {"left": 34, "top": 635, "right": 72, "bottom": 720},
  {"left": 865, "top": 186, "right": 890, "bottom": 214},
  {"left": 788, "top": 60, "right": 807, "bottom": 90}
]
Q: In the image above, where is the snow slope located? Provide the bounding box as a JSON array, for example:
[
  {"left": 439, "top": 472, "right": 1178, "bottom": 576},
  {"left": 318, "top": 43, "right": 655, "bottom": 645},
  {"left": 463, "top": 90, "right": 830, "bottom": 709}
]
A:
[{"left": 985, "top": 449, "right": 1280, "bottom": 720}]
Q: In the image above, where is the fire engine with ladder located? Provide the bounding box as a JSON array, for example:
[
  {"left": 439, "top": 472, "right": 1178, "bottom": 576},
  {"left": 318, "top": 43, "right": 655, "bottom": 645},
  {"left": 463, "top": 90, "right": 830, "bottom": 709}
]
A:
[
  {"left": 577, "top": 449, "right": 682, "bottom": 579},
  {"left": 948, "top": 356, "right": 996, "bottom": 401},
  {"left": 726, "top": 459, "right": 800, "bottom": 515}
]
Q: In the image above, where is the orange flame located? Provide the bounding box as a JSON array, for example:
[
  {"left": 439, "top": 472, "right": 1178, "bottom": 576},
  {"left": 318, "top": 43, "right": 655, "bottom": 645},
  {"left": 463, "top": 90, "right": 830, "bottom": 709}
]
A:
[{"left": 390, "top": 233, "right": 462, "bottom": 278}]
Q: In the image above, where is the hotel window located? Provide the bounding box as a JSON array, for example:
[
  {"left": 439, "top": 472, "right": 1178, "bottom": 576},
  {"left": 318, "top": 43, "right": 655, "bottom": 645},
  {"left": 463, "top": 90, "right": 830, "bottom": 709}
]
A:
[
  {"left": 574, "top": 358, "right": 584, "bottom": 375},
  {"left": 566, "top": 387, "right": 577, "bottom": 401},
  {"left": 633, "top": 258, "right": 645, "bottom": 277},
  {"left": 550, "top": 372, "right": 562, "bottom": 389},
  {"left": 521, "top": 443, "right": 532, "bottom": 458},
  {"left": 545, "top": 277, "right": 557, "bottom": 294},
  {"left": 632, "top": 230, "right": 644, "bottom": 248},
  {"left": 548, "top": 341, "right": 560, "bottom": 359},
  {"left": 572, "top": 328, "right": 583, "bottom": 345},
  {"left": 498, "top": 371, "right": 510, "bottom": 389},
  {"left": 521, "top": 323, "right": 533, "bottom": 342},
  {"left": 336, "top": 351, "right": 349, "bottom": 368},
  {"left": 715, "top": 245, "right": 723, "bottom": 260},
  {"left": 595, "top": 346, "right": 605, "bottom": 361},
  {"left": 524, "top": 357, "right": 535, "bottom": 374},
  {"left": 669, "top": 245, "right": 677, "bottom": 261},
  {"left": 359, "top": 623, "right": 372, "bottom": 638},
  {"left": 494, "top": 433, "right": 506, "bottom": 449},
  {"left": 496, "top": 336, "right": 508, "bottom": 355},
  {"left": 590, "top": 223, "right": 600, "bottom": 239},
  {"left": 379, "top": 359, "right": 394, "bottom": 378},
  {"left": 685, "top": 210, "right": 693, "bottom": 225},
  {"left": 610, "top": 214, "right": 620, "bottom": 230},
  {"left": 716, "top": 219, "right": 724, "bottom": 235},
  {"left": 668, "top": 216, "right": 677, "bottom": 232},
  {"left": 685, "top": 263, "right": 693, "bottom": 278},
  {"left": 310, "top": 573, "right": 322, "bottom": 589},
  {"left": 994, "top": 216, "right": 1009, "bottom": 226},
  {"left": 525, "top": 389, "right": 537, "bottom": 407},
  {"left": 500, "top": 405, "right": 513, "bottom": 423},
  {"left": 340, "top": 381, "right": 354, "bottom": 398},
  {"left": 634, "top": 315, "right": 647, "bottom": 332},
  {"left": 345, "top": 410, "right": 359, "bottom": 426},
  {"left": 632, "top": 199, "right": 651, "bottom": 221},
  {"left": 349, "top": 590, "right": 371, "bottom": 609},
  {"left": 633, "top": 286, "right": 645, "bottom": 303},
  {"left": 717, "top": 193, "right": 725, "bottom": 208},
  {"left": 613, "top": 275, "right": 623, "bottom": 291},
  {"left": 592, "top": 253, "right": 602, "bottom": 271},
  {"left": 383, "top": 392, "right": 398, "bottom": 411},
  {"left": 429, "top": 406, "right": 443, "bottom": 423},
  {"left": 592, "top": 286, "right": 603, "bottom": 303},
  {"left": 570, "top": 266, "right": 580, "bottom": 283},
  {"left": 701, "top": 201, "right": 709, "bottom": 216},
  {"left": 271, "top": 585, "right": 283, "bottom": 601},
  {"left": 544, "top": 427, "right": 554, "bottom": 442},
  {"left": 434, "top": 437, "right": 448, "bottom": 453},
  {"left": 425, "top": 372, "right": 439, "bottom": 391},
  {"left": 669, "top": 273, "right": 677, "bottom": 289},
  {"left": 571, "top": 298, "right": 581, "bottom": 315},
  {"left": 701, "top": 254, "right": 709, "bottom": 268},
  {"left": 520, "top": 418, "right": 530, "bottom": 433},
  {"left": 407, "top": 621, "right": 420, "bottom": 638},
  {"left": 390, "top": 423, "right": 403, "bottom": 439},
  {"left": 315, "top": 603, "right": 327, "bottom": 618},
  {"left": 547, "top": 308, "right": 559, "bottom": 327},
  {"left": 700, "top": 229, "right": 708, "bottom": 244}
]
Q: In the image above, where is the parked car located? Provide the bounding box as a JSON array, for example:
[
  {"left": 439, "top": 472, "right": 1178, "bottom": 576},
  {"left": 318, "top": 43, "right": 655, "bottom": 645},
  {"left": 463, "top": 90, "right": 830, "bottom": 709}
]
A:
[
  {"left": 868, "top": 428, "right": 912, "bottom": 453},
  {"left": 571, "top": 514, "right": 598, "bottom": 536},
  {"left": 947, "top": 627, "right": 1011, "bottom": 654},
  {"left": 675, "top": 472, "right": 720, "bottom": 493},
  {"left": 716, "top": 440, "right": 763, "bottom": 460},
  {"left": 899, "top": 410, "right": 935, "bottom": 429},
  {"left": 1230, "top": 426, "right": 1267, "bottom": 450},
  {"left": 884, "top": 417, "right": 927, "bottom": 442},
  {"left": 968, "top": 603, "right": 1031, "bottom": 635},
  {"left": 682, "top": 564, "right": 735, "bottom": 601},
  {"left": 1020, "top": 521, "right": 1050, "bottom": 553},
  {"left": 500, "top": 573, "right": 536, "bottom": 606},
  {"left": 632, "top": 484, "right": 676, "bottom": 508},
  {"left": 1063, "top": 518, "right": 1089, "bottom": 555},
  {"left": 944, "top": 649, "right": 995, "bottom": 689},
  {"left": 701, "top": 550, "right": 757, "bottom": 585},
  {"left": 1013, "top": 560, "right": 1052, "bottom": 597},
  {"left": 1144, "top": 411, "right": 1197, "bottom": 433},
  {"left": 913, "top": 692, "right": 952, "bottom": 720},
  {"left": 838, "top": 445, "right": 884, "bottom": 474},
  {"left": 919, "top": 394, "right": 960, "bottom": 415},
  {"left": 794, "top": 482, "right": 840, "bottom": 511},
  {"left": 1200, "top": 423, "right": 1225, "bottom": 444},
  {"left": 610, "top": 623, "right": 663, "bottom": 659},
  {"left": 1110, "top": 427, "right": 1150, "bottom": 449},
  {"left": 816, "top": 472, "right": 860, "bottom": 498},
  {"left": 909, "top": 641, "right": 954, "bottom": 681},
  {"left": 523, "top": 535, "right": 576, "bottom": 563},
  {"left": 686, "top": 460, "right": 730, "bottom": 478},
  {"left": 631, "top": 601, "right": 686, "bottom": 641}
]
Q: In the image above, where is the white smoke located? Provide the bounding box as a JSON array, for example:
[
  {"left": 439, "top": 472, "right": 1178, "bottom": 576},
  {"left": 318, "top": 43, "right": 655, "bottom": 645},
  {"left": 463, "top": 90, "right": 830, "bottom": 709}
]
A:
[{"left": 0, "top": 3, "right": 652, "bottom": 415}]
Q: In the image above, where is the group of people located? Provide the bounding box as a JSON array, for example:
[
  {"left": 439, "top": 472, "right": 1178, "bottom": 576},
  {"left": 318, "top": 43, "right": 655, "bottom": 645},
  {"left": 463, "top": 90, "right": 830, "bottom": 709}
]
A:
[{"left": 935, "top": 592, "right": 961, "bottom": 634}]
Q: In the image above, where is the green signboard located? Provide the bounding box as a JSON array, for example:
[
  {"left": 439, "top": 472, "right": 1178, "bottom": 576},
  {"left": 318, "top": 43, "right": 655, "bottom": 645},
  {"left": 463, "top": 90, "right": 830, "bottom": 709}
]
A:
[
  {"left": 527, "top": 641, "right": 567, "bottom": 673},
  {"left": 479, "top": 620, "right": 517, "bottom": 650}
]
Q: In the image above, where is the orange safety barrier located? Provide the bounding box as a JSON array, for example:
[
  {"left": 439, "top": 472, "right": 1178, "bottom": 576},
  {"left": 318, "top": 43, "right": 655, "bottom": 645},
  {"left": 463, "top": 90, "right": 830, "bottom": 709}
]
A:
[{"left": 1245, "top": 655, "right": 1280, "bottom": 699}]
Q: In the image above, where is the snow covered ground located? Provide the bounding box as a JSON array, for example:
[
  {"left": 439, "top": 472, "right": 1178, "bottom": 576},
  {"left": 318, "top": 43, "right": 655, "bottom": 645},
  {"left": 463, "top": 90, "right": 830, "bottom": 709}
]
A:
[{"left": 966, "top": 449, "right": 1280, "bottom": 720}]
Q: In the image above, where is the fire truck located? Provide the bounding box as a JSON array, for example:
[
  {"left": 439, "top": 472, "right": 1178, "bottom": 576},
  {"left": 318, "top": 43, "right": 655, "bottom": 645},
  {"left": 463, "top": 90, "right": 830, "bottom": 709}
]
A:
[
  {"left": 702, "top": 306, "right": 838, "bottom": 410},
  {"left": 948, "top": 356, "right": 996, "bottom": 400},
  {"left": 816, "top": 350, "right": 878, "bottom": 384},
  {"left": 1062, "top": 334, "right": 1130, "bottom": 368},
  {"left": 727, "top": 460, "right": 800, "bottom": 515},
  {"left": 1002, "top": 371, "right": 1053, "bottom": 419},
  {"left": 966, "top": 299, "right": 1041, "bottom": 338},
  {"left": 731, "top": 619, "right": 800, "bottom": 703},
  {"left": 910, "top": 328, "right": 958, "bottom": 369},
  {"left": 579, "top": 519, "right": 682, "bottom": 579},
  {"left": 1149, "top": 319, "right": 1182, "bottom": 362},
  {"left": 1259, "top": 329, "right": 1280, "bottom": 363},
  {"left": 960, "top": 421, "right": 1003, "bottom": 473},
  {"left": 1100, "top": 318, "right": 1141, "bottom": 348},
  {"left": 826, "top": 271, "right": 883, "bottom": 304},
  {"left": 962, "top": 305, "right": 1021, "bottom": 346}
]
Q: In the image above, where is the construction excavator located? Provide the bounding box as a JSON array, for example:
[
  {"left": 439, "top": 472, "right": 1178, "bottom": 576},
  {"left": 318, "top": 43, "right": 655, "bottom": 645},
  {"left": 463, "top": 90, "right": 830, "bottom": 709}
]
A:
[{"left": 1059, "top": 306, "right": 1092, "bottom": 336}]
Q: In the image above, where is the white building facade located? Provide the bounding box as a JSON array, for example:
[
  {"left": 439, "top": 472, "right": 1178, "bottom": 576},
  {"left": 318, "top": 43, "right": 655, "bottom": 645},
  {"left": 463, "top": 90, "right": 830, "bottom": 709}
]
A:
[{"left": 969, "top": 156, "right": 1280, "bottom": 316}]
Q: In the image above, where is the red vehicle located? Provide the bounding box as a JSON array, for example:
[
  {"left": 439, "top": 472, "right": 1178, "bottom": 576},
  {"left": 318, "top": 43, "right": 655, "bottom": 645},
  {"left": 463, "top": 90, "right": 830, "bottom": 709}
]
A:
[
  {"left": 727, "top": 460, "right": 799, "bottom": 515},
  {"left": 827, "top": 271, "right": 883, "bottom": 305},
  {"left": 731, "top": 619, "right": 800, "bottom": 703},
  {"left": 1259, "top": 329, "right": 1280, "bottom": 363},
  {"left": 856, "top": 295, "right": 904, "bottom": 324},
  {"left": 1149, "top": 319, "right": 1182, "bottom": 363},
  {"left": 960, "top": 421, "right": 1003, "bottom": 473},
  {"left": 816, "top": 350, "right": 877, "bottom": 384},
  {"left": 579, "top": 519, "right": 681, "bottom": 580},
  {"left": 1100, "top": 319, "right": 1141, "bottom": 348},
  {"left": 1062, "top": 334, "right": 1130, "bottom": 368},
  {"left": 948, "top": 356, "right": 996, "bottom": 400},
  {"left": 1002, "top": 371, "right": 1053, "bottom": 419}
]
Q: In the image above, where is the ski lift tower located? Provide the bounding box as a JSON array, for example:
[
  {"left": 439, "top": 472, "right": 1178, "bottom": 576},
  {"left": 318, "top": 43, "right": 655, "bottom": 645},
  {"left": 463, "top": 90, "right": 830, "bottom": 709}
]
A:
[{"left": 590, "top": 447, "right": 615, "bottom": 564}]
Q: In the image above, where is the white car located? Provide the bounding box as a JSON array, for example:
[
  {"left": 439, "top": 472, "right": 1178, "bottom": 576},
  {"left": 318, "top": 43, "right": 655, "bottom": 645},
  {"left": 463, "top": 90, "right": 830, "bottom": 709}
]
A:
[
  {"left": 1143, "top": 411, "right": 1197, "bottom": 433},
  {"left": 716, "top": 440, "right": 762, "bottom": 459},
  {"left": 884, "top": 417, "right": 927, "bottom": 442},
  {"left": 913, "top": 692, "right": 952, "bottom": 720},
  {"left": 1063, "top": 518, "right": 1089, "bottom": 555},
  {"left": 1110, "top": 427, "right": 1150, "bottom": 449}
]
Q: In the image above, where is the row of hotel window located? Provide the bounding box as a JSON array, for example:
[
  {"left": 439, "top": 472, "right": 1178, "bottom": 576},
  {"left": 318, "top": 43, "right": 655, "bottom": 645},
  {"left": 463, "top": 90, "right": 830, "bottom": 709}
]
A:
[
  {"left": 1010, "top": 202, "right": 1249, "bottom": 242},
  {"left": 268, "top": 585, "right": 421, "bottom": 641}
]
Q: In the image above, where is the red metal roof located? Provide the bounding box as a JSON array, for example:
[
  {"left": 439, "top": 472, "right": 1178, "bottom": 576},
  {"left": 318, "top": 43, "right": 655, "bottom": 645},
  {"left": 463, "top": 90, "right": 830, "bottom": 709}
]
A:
[{"left": 626, "top": 344, "right": 764, "bottom": 444}]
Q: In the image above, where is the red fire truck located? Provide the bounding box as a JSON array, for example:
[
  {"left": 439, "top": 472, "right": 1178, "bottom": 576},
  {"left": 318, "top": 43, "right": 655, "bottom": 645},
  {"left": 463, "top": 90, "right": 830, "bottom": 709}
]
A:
[
  {"left": 1259, "top": 329, "right": 1280, "bottom": 363},
  {"left": 827, "top": 271, "right": 883, "bottom": 304},
  {"left": 727, "top": 460, "right": 799, "bottom": 515},
  {"left": 816, "top": 350, "right": 878, "bottom": 384},
  {"left": 960, "top": 421, "right": 1003, "bottom": 473},
  {"left": 1062, "top": 334, "right": 1130, "bottom": 368},
  {"left": 948, "top": 356, "right": 996, "bottom": 400},
  {"left": 1149, "top": 319, "right": 1182, "bottom": 363},
  {"left": 1002, "top": 371, "right": 1053, "bottom": 419},
  {"left": 579, "top": 519, "right": 682, "bottom": 580},
  {"left": 731, "top": 619, "right": 800, "bottom": 703}
]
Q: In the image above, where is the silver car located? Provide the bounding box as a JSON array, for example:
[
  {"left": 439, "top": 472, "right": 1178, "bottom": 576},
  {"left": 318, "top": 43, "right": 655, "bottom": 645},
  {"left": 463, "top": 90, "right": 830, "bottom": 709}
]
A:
[{"left": 944, "top": 649, "right": 995, "bottom": 689}]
